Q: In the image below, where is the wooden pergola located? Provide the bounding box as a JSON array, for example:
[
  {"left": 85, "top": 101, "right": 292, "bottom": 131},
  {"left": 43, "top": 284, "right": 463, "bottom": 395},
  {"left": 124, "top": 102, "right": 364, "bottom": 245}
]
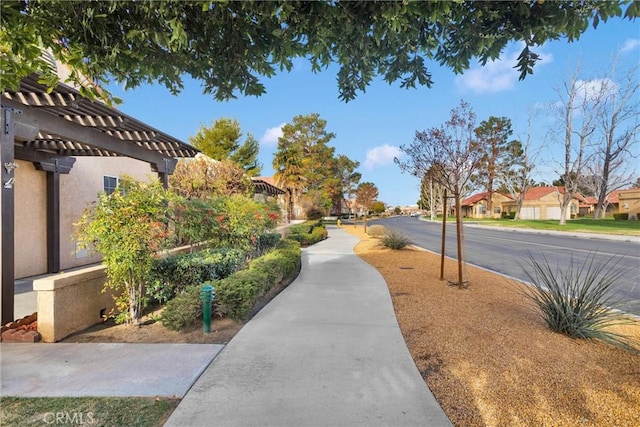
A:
[
  {"left": 251, "top": 177, "right": 285, "bottom": 197},
  {"left": 1, "top": 75, "right": 198, "bottom": 324}
]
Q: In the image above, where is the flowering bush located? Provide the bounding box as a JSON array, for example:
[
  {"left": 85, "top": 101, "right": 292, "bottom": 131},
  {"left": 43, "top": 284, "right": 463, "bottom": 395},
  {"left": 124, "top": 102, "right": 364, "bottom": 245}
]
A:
[{"left": 75, "top": 176, "right": 171, "bottom": 324}]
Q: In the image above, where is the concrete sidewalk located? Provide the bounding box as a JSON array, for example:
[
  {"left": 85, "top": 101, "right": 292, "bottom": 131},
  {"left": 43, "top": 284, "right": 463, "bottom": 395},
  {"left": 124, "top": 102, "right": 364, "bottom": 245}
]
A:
[
  {"left": 1, "top": 343, "right": 223, "bottom": 397},
  {"left": 166, "top": 226, "right": 451, "bottom": 426}
]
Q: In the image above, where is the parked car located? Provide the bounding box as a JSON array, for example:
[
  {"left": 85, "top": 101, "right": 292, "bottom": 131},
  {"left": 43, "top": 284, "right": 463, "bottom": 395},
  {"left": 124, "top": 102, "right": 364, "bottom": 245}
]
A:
[{"left": 410, "top": 212, "right": 419, "bottom": 217}]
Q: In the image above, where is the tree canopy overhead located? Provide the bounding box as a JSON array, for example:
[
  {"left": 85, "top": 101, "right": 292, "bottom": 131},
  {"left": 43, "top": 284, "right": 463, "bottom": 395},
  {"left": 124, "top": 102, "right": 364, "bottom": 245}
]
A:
[{"left": 2, "top": 1, "right": 637, "bottom": 103}]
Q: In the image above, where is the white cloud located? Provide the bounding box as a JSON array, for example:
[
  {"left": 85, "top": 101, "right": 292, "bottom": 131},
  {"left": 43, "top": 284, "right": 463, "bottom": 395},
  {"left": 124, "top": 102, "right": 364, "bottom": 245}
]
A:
[
  {"left": 576, "top": 78, "right": 618, "bottom": 103},
  {"left": 259, "top": 123, "right": 286, "bottom": 146},
  {"left": 364, "top": 144, "right": 402, "bottom": 170},
  {"left": 620, "top": 38, "right": 640, "bottom": 53},
  {"left": 455, "top": 43, "right": 553, "bottom": 94}
]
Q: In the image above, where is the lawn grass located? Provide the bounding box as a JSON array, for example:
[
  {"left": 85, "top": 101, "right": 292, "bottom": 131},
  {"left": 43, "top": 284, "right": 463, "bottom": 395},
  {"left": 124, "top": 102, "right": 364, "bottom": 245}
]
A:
[
  {"left": 459, "top": 217, "right": 640, "bottom": 236},
  {"left": 0, "top": 397, "right": 179, "bottom": 427}
]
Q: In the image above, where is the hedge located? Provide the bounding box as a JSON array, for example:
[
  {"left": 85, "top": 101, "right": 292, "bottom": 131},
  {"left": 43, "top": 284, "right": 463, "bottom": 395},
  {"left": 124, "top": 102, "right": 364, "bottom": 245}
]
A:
[
  {"left": 147, "top": 247, "right": 245, "bottom": 304},
  {"left": 287, "top": 220, "right": 328, "bottom": 245},
  {"left": 160, "top": 239, "right": 301, "bottom": 330}
]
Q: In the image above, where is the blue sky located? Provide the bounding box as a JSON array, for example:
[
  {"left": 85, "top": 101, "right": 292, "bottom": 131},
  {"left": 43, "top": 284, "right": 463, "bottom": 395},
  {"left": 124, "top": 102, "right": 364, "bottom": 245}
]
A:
[{"left": 108, "top": 18, "right": 640, "bottom": 207}]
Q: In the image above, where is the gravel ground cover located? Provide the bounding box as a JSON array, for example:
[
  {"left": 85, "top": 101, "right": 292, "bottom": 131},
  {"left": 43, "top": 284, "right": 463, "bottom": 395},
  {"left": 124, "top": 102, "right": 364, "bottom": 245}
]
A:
[{"left": 344, "top": 225, "right": 640, "bottom": 427}]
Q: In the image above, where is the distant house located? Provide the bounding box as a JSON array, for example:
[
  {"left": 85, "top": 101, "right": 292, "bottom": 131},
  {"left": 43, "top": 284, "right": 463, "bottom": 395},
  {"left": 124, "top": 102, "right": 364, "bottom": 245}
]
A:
[
  {"left": 461, "top": 192, "right": 513, "bottom": 218},
  {"left": 462, "top": 186, "right": 583, "bottom": 220},
  {"left": 502, "top": 186, "right": 580, "bottom": 220},
  {"left": 578, "top": 190, "right": 621, "bottom": 217},
  {"left": 618, "top": 188, "right": 640, "bottom": 219}
]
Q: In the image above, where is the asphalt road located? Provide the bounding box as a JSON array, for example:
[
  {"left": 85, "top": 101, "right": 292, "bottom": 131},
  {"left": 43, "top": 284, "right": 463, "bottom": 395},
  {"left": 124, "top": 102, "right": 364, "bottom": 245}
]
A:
[{"left": 369, "top": 216, "right": 640, "bottom": 316}]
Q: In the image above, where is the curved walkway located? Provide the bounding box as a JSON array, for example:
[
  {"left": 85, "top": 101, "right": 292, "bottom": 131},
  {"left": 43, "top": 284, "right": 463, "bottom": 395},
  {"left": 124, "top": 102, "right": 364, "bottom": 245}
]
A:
[{"left": 167, "top": 226, "right": 451, "bottom": 426}]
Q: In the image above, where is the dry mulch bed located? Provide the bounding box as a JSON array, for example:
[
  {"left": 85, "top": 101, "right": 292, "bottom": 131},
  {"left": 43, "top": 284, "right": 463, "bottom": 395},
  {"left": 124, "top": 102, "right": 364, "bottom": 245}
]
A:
[{"left": 344, "top": 225, "right": 640, "bottom": 427}]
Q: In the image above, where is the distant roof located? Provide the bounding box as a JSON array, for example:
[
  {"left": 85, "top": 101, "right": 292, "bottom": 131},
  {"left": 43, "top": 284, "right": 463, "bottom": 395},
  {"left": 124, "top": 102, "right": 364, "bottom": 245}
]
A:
[
  {"left": 522, "top": 186, "right": 560, "bottom": 200},
  {"left": 461, "top": 191, "right": 512, "bottom": 206},
  {"left": 461, "top": 192, "right": 490, "bottom": 206}
]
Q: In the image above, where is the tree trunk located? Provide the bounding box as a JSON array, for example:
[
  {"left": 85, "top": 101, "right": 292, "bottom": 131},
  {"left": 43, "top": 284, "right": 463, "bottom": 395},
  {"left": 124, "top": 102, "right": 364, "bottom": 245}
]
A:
[
  {"left": 430, "top": 179, "right": 436, "bottom": 221},
  {"left": 440, "top": 190, "right": 447, "bottom": 280},
  {"left": 558, "top": 189, "right": 570, "bottom": 225},
  {"left": 454, "top": 190, "right": 465, "bottom": 288},
  {"left": 514, "top": 195, "right": 524, "bottom": 220}
]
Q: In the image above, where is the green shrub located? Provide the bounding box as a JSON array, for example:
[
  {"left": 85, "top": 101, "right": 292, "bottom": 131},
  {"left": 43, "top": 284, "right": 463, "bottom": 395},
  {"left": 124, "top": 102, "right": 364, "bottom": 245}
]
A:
[
  {"left": 613, "top": 213, "right": 629, "bottom": 220},
  {"left": 252, "top": 232, "right": 282, "bottom": 257},
  {"left": 250, "top": 246, "right": 301, "bottom": 284},
  {"left": 148, "top": 247, "right": 245, "bottom": 304},
  {"left": 214, "top": 270, "right": 266, "bottom": 319},
  {"left": 160, "top": 285, "right": 206, "bottom": 331},
  {"left": 287, "top": 221, "right": 327, "bottom": 245},
  {"left": 160, "top": 240, "right": 301, "bottom": 328},
  {"left": 367, "top": 224, "right": 387, "bottom": 237},
  {"left": 381, "top": 228, "right": 411, "bottom": 249},
  {"left": 517, "top": 252, "right": 639, "bottom": 353},
  {"left": 306, "top": 207, "right": 324, "bottom": 220}
]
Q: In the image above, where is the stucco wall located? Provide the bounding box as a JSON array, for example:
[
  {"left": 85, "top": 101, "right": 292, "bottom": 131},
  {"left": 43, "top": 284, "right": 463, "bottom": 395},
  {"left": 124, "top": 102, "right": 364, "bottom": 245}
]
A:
[
  {"left": 14, "top": 160, "right": 47, "bottom": 278},
  {"left": 60, "top": 157, "right": 153, "bottom": 271},
  {"left": 618, "top": 189, "right": 640, "bottom": 217},
  {"left": 14, "top": 157, "right": 153, "bottom": 279}
]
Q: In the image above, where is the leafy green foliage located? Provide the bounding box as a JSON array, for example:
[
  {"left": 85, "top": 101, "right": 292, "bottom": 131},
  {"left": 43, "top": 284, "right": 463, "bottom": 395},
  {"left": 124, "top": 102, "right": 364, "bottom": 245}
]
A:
[
  {"left": 172, "top": 197, "right": 226, "bottom": 248},
  {"left": 160, "top": 240, "right": 301, "bottom": 329},
  {"left": 381, "top": 229, "right": 412, "bottom": 250},
  {"left": 147, "top": 248, "right": 245, "bottom": 304},
  {"left": 273, "top": 114, "right": 356, "bottom": 218},
  {"left": 74, "top": 177, "right": 170, "bottom": 324},
  {"left": 251, "top": 232, "right": 283, "bottom": 258},
  {"left": 213, "top": 270, "right": 269, "bottom": 320},
  {"left": 216, "top": 240, "right": 301, "bottom": 320},
  {"left": 173, "top": 195, "right": 278, "bottom": 251},
  {"left": 159, "top": 285, "right": 205, "bottom": 332},
  {"left": 517, "top": 252, "right": 639, "bottom": 353},
  {"left": 370, "top": 201, "right": 386, "bottom": 215},
  {"left": 613, "top": 213, "right": 629, "bottom": 220},
  {"left": 2, "top": 1, "right": 636, "bottom": 102},
  {"left": 189, "top": 118, "right": 261, "bottom": 176},
  {"left": 472, "top": 117, "right": 523, "bottom": 215},
  {"left": 287, "top": 221, "right": 328, "bottom": 245}
]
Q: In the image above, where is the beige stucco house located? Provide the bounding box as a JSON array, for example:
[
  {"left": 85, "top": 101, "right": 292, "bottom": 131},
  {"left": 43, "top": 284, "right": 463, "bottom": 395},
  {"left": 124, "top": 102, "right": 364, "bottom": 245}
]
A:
[
  {"left": 461, "top": 192, "right": 513, "bottom": 218},
  {"left": 462, "top": 186, "right": 583, "bottom": 220},
  {"left": 14, "top": 157, "right": 155, "bottom": 279},
  {"left": 618, "top": 188, "right": 640, "bottom": 219},
  {"left": 502, "top": 186, "right": 581, "bottom": 220}
]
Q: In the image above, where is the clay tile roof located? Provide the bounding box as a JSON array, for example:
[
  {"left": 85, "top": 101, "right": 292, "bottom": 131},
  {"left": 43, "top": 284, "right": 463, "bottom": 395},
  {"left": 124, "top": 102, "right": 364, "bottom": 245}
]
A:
[
  {"left": 523, "top": 186, "right": 561, "bottom": 200},
  {"left": 606, "top": 190, "right": 621, "bottom": 204},
  {"left": 461, "top": 192, "right": 489, "bottom": 206}
]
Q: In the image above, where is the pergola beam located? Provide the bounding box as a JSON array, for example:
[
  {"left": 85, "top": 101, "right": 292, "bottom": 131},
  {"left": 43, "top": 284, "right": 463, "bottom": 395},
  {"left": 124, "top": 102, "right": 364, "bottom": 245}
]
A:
[
  {"left": 1, "top": 107, "right": 17, "bottom": 324},
  {"left": 2, "top": 98, "right": 176, "bottom": 174}
]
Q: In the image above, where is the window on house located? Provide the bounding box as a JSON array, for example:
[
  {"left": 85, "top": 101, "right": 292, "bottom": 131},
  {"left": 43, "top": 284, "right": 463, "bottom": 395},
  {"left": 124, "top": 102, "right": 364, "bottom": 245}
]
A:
[
  {"left": 479, "top": 205, "right": 486, "bottom": 214},
  {"left": 103, "top": 176, "right": 119, "bottom": 195},
  {"left": 494, "top": 207, "right": 501, "bottom": 214},
  {"left": 570, "top": 204, "right": 577, "bottom": 214}
]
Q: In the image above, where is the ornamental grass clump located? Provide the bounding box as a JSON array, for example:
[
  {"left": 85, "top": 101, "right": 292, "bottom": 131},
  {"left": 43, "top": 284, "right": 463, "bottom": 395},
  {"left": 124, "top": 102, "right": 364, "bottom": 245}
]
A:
[
  {"left": 367, "top": 224, "right": 387, "bottom": 237},
  {"left": 518, "top": 251, "right": 639, "bottom": 353},
  {"left": 381, "top": 228, "right": 411, "bottom": 250}
]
